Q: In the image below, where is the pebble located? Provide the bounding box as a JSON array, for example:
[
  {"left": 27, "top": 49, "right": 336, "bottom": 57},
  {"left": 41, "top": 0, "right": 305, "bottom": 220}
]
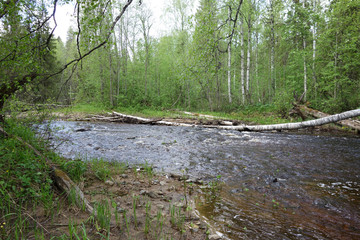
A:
[
  {"left": 105, "top": 180, "right": 114, "bottom": 186},
  {"left": 121, "top": 174, "right": 128, "bottom": 178},
  {"left": 156, "top": 190, "right": 164, "bottom": 195},
  {"left": 116, "top": 207, "right": 125, "bottom": 213},
  {"left": 208, "top": 234, "right": 222, "bottom": 240},
  {"left": 157, "top": 204, "right": 165, "bottom": 210},
  {"left": 159, "top": 181, "right": 167, "bottom": 186},
  {"left": 140, "top": 190, "right": 158, "bottom": 198}
]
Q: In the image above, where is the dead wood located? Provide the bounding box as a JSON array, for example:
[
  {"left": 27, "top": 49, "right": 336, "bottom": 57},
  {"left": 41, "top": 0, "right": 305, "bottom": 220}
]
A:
[
  {"left": 106, "top": 109, "right": 360, "bottom": 132},
  {"left": 0, "top": 125, "right": 95, "bottom": 215},
  {"left": 296, "top": 105, "right": 360, "bottom": 132}
]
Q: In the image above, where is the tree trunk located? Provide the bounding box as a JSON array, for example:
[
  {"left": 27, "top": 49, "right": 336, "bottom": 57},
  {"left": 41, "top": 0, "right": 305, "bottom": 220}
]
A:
[
  {"left": 108, "top": 109, "right": 360, "bottom": 132},
  {"left": 303, "top": 0, "right": 307, "bottom": 102},
  {"left": 269, "top": 0, "right": 275, "bottom": 101},
  {"left": 219, "top": 109, "right": 360, "bottom": 132},
  {"left": 109, "top": 48, "right": 113, "bottom": 107},
  {"left": 312, "top": 0, "right": 317, "bottom": 99},
  {"left": 227, "top": 8, "right": 232, "bottom": 104},
  {"left": 240, "top": 14, "right": 245, "bottom": 104},
  {"left": 298, "top": 105, "right": 360, "bottom": 131},
  {"left": 246, "top": 9, "right": 252, "bottom": 103}
]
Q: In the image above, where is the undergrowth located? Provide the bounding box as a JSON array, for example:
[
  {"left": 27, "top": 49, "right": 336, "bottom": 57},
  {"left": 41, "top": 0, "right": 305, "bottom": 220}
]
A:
[{"left": 0, "top": 118, "right": 87, "bottom": 239}]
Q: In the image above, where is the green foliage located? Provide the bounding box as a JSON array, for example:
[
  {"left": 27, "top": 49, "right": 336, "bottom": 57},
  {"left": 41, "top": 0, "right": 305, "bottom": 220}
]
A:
[
  {"left": 0, "top": 120, "right": 52, "bottom": 202},
  {"left": 89, "top": 158, "right": 111, "bottom": 182},
  {"left": 61, "top": 159, "right": 88, "bottom": 182}
]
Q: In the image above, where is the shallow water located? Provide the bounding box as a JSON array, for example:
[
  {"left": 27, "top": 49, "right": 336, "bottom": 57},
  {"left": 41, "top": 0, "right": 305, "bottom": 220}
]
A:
[{"left": 38, "top": 121, "right": 360, "bottom": 239}]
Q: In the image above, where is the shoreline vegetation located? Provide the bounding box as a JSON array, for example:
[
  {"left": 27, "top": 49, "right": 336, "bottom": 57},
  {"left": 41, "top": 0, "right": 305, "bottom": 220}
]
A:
[{"left": 1, "top": 104, "right": 358, "bottom": 239}]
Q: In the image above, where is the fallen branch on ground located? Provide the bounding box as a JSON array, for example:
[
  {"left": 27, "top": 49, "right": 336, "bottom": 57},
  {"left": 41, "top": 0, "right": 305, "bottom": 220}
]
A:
[{"left": 0, "top": 125, "right": 95, "bottom": 215}]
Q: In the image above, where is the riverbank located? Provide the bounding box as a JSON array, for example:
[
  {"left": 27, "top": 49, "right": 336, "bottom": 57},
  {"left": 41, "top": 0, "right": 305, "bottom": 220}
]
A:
[
  {"left": 0, "top": 119, "right": 217, "bottom": 239},
  {"left": 35, "top": 161, "right": 212, "bottom": 239},
  {"left": 51, "top": 105, "right": 358, "bottom": 137}
]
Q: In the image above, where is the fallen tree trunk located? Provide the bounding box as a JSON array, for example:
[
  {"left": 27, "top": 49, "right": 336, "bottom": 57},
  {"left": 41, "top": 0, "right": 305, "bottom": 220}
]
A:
[
  {"left": 218, "top": 108, "right": 360, "bottom": 131},
  {"left": 0, "top": 126, "right": 95, "bottom": 215},
  {"left": 298, "top": 105, "right": 360, "bottom": 131},
  {"left": 105, "top": 109, "right": 360, "bottom": 132},
  {"left": 112, "top": 111, "right": 195, "bottom": 127}
]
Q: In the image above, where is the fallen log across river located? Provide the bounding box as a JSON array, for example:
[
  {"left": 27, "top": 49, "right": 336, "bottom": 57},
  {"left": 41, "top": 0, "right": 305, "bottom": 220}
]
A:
[
  {"left": 85, "top": 109, "right": 360, "bottom": 132},
  {"left": 297, "top": 105, "right": 360, "bottom": 132}
]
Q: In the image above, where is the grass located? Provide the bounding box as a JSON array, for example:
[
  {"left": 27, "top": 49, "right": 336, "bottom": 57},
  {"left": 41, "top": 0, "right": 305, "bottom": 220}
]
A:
[
  {"left": 0, "top": 116, "right": 209, "bottom": 239},
  {"left": 55, "top": 103, "right": 296, "bottom": 125}
]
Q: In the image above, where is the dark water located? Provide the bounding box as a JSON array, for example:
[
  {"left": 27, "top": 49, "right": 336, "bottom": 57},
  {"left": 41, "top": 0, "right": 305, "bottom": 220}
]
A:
[{"left": 38, "top": 121, "right": 360, "bottom": 239}]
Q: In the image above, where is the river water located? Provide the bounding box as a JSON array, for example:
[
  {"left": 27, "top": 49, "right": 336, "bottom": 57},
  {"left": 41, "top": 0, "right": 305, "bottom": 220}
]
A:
[{"left": 38, "top": 121, "right": 360, "bottom": 239}]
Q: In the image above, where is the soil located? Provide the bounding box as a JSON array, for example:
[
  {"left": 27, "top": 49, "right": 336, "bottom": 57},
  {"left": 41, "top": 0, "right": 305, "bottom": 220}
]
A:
[{"left": 30, "top": 166, "right": 214, "bottom": 240}]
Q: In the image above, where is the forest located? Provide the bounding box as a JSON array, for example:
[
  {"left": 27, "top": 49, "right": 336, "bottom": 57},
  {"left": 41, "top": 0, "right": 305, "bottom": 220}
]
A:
[
  {"left": 1, "top": 0, "right": 359, "bottom": 116},
  {"left": 1, "top": 1, "right": 360, "bottom": 239}
]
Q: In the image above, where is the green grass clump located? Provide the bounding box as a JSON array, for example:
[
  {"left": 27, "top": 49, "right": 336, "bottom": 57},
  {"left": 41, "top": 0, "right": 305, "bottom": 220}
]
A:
[
  {"left": 89, "top": 158, "right": 111, "bottom": 181},
  {"left": 0, "top": 119, "right": 89, "bottom": 239}
]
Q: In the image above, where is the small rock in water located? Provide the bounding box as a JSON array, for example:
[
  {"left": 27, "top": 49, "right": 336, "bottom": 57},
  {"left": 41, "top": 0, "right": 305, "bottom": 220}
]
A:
[{"left": 75, "top": 128, "right": 90, "bottom": 132}]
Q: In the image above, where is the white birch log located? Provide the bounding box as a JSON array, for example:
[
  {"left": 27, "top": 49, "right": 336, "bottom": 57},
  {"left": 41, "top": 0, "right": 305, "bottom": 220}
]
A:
[
  {"left": 299, "top": 105, "right": 360, "bottom": 131},
  {"left": 112, "top": 109, "right": 360, "bottom": 132},
  {"left": 218, "top": 109, "right": 360, "bottom": 131}
]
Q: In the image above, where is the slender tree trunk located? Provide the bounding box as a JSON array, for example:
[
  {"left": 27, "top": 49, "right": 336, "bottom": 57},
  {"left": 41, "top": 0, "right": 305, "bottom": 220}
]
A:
[
  {"left": 256, "top": 30, "right": 260, "bottom": 103},
  {"left": 240, "top": 14, "right": 245, "bottom": 104},
  {"left": 109, "top": 48, "right": 113, "bottom": 107},
  {"left": 312, "top": 0, "right": 317, "bottom": 99},
  {"left": 246, "top": 10, "right": 252, "bottom": 103},
  {"left": 303, "top": 0, "right": 307, "bottom": 102},
  {"left": 334, "top": 31, "right": 338, "bottom": 99},
  {"left": 270, "top": 6, "right": 275, "bottom": 101},
  {"left": 227, "top": 8, "right": 232, "bottom": 104}
]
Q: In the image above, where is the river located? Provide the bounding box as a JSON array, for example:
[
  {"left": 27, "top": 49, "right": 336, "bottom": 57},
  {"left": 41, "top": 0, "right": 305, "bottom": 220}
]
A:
[{"left": 37, "top": 121, "right": 360, "bottom": 239}]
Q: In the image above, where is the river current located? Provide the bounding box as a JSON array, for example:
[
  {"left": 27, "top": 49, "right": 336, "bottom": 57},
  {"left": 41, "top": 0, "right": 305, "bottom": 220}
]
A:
[{"left": 37, "top": 121, "right": 360, "bottom": 239}]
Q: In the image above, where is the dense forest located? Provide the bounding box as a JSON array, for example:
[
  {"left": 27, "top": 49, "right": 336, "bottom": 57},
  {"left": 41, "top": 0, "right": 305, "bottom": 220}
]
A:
[{"left": 1, "top": 0, "right": 359, "bottom": 116}]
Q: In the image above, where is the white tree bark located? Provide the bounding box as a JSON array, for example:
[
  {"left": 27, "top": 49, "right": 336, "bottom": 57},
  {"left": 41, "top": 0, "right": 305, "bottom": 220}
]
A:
[
  {"left": 303, "top": 0, "right": 307, "bottom": 102},
  {"left": 312, "top": 0, "right": 317, "bottom": 98},
  {"left": 240, "top": 15, "right": 245, "bottom": 104},
  {"left": 227, "top": 8, "right": 232, "bottom": 104},
  {"left": 219, "top": 109, "right": 360, "bottom": 131},
  {"left": 269, "top": 0, "right": 275, "bottom": 99},
  {"left": 246, "top": 8, "right": 252, "bottom": 102},
  {"left": 108, "top": 109, "right": 360, "bottom": 132}
]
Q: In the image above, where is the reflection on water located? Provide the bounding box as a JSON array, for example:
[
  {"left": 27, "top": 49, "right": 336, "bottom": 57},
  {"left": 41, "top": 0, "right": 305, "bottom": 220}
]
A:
[{"left": 37, "top": 121, "right": 360, "bottom": 239}]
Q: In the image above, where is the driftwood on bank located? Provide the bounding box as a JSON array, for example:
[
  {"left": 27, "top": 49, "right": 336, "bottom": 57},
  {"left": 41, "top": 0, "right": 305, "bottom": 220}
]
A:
[
  {"left": 0, "top": 126, "right": 95, "bottom": 215},
  {"left": 297, "top": 105, "right": 360, "bottom": 131},
  {"left": 84, "top": 109, "right": 360, "bottom": 133}
]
